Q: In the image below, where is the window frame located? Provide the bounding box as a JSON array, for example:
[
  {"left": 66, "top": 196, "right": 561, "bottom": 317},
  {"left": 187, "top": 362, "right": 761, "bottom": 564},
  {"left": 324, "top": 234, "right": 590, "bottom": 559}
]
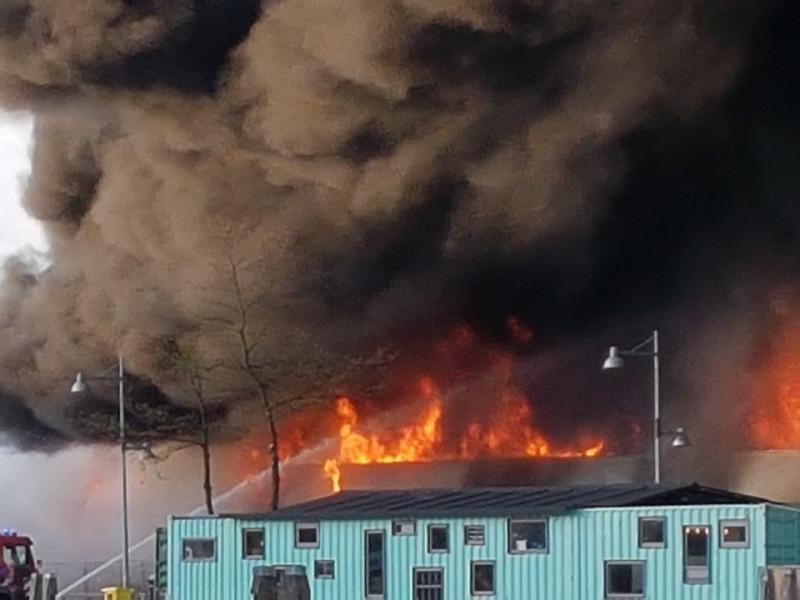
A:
[
  {"left": 683, "top": 525, "right": 711, "bottom": 585},
  {"left": 464, "top": 524, "right": 486, "bottom": 546},
  {"left": 413, "top": 567, "right": 444, "bottom": 600},
  {"left": 365, "top": 529, "right": 386, "bottom": 600},
  {"left": 507, "top": 518, "right": 548, "bottom": 554},
  {"left": 242, "top": 528, "right": 265, "bottom": 559},
  {"left": 181, "top": 538, "right": 217, "bottom": 562},
  {"left": 392, "top": 519, "right": 416, "bottom": 536},
  {"left": 638, "top": 517, "right": 667, "bottom": 549},
  {"left": 604, "top": 560, "right": 645, "bottom": 599},
  {"left": 719, "top": 519, "right": 750, "bottom": 549},
  {"left": 427, "top": 524, "right": 450, "bottom": 554},
  {"left": 471, "top": 561, "right": 496, "bottom": 596},
  {"left": 295, "top": 522, "right": 320, "bottom": 549},
  {"left": 314, "top": 559, "right": 335, "bottom": 579}
]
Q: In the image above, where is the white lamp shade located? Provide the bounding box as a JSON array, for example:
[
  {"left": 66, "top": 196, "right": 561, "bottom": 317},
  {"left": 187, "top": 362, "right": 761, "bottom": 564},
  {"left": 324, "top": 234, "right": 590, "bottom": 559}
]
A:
[
  {"left": 602, "top": 346, "right": 625, "bottom": 370},
  {"left": 70, "top": 372, "right": 88, "bottom": 394},
  {"left": 671, "top": 427, "right": 691, "bottom": 448}
]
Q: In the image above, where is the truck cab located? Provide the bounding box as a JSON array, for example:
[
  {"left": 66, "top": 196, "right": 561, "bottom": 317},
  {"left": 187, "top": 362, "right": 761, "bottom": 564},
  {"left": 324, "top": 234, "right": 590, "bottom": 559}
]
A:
[{"left": 0, "top": 532, "right": 37, "bottom": 600}]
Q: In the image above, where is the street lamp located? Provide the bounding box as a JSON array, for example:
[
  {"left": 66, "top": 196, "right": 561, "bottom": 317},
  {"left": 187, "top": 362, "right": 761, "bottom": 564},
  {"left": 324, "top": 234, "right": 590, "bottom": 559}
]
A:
[
  {"left": 671, "top": 427, "right": 691, "bottom": 448},
  {"left": 70, "top": 355, "right": 130, "bottom": 589},
  {"left": 602, "top": 330, "right": 690, "bottom": 484}
]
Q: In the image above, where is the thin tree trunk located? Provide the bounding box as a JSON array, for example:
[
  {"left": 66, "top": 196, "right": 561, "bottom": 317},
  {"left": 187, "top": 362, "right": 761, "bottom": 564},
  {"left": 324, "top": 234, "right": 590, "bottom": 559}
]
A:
[
  {"left": 195, "top": 392, "right": 215, "bottom": 515},
  {"left": 201, "top": 437, "right": 214, "bottom": 515},
  {"left": 230, "top": 257, "right": 282, "bottom": 510},
  {"left": 253, "top": 383, "right": 282, "bottom": 510},
  {"left": 265, "top": 402, "right": 281, "bottom": 511}
]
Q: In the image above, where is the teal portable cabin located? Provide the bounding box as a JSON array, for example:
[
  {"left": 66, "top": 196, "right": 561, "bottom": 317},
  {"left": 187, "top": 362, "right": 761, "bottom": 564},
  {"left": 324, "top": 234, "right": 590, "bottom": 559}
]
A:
[{"left": 165, "top": 483, "right": 800, "bottom": 599}]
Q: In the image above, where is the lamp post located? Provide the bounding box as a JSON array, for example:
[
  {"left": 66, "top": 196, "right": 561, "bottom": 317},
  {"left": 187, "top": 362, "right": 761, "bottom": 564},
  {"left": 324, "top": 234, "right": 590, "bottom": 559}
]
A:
[
  {"left": 71, "top": 355, "right": 130, "bottom": 589},
  {"left": 602, "top": 330, "right": 690, "bottom": 484}
]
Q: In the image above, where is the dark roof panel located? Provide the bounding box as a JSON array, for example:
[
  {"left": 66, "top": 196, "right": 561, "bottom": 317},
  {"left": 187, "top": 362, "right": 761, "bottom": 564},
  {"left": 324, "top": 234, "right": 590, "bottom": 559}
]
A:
[{"left": 225, "top": 483, "right": 773, "bottom": 521}]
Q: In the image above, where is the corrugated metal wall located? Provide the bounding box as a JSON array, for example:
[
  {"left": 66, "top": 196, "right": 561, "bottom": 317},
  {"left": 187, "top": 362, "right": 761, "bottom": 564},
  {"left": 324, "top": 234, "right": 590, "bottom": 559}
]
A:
[
  {"left": 168, "top": 504, "right": 767, "bottom": 599},
  {"left": 766, "top": 505, "right": 800, "bottom": 566},
  {"left": 574, "top": 505, "right": 765, "bottom": 600}
]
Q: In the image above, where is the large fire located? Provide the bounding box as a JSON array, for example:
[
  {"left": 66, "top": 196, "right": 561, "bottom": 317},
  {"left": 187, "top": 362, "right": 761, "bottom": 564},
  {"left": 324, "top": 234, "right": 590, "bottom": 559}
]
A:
[
  {"left": 747, "top": 324, "right": 800, "bottom": 449},
  {"left": 234, "top": 316, "right": 800, "bottom": 498},
  {"left": 220, "top": 322, "right": 621, "bottom": 496},
  {"left": 323, "top": 345, "right": 606, "bottom": 493}
]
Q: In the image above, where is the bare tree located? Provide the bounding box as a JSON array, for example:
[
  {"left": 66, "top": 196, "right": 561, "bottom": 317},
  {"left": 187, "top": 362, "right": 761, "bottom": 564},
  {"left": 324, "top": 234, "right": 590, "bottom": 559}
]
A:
[
  {"left": 155, "top": 339, "right": 228, "bottom": 515},
  {"left": 198, "top": 255, "right": 391, "bottom": 510}
]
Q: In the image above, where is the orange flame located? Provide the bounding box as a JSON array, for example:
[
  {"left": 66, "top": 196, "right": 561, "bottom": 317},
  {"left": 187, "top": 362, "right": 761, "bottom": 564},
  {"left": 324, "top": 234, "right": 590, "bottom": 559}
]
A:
[
  {"left": 746, "top": 329, "right": 800, "bottom": 449},
  {"left": 324, "top": 459, "right": 342, "bottom": 493},
  {"left": 324, "top": 372, "right": 606, "bottom": 492}
]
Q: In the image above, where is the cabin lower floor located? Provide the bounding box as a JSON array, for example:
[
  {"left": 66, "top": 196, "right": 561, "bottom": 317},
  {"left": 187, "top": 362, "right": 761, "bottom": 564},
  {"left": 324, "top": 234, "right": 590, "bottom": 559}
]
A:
[
  {"left": 164, "top": 486, "right": 800, "bottom": 600},
  {"left": 173, "top": 560, "right": 800, "bottom": 600}
]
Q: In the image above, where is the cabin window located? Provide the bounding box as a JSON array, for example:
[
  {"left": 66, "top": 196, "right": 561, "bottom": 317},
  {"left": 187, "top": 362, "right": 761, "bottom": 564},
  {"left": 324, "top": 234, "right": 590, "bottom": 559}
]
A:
[
  {"left": 684, "top": 526, "right": 711, "bottom": 584},
  {"left": 315, "top": 560, "right": 335, "bottom": 579},
  {"left": 471, "top": 561, "right": 496, "bottom": 595},
  {"left": 414, "top": 568, "right": 443, "bottom": 600},
  {"left": 1, "top": 545, "right": 30, "bottom": 567},
  {"left": 720, "top": 520, "right": 749, "bottom": 549},
  {"left": 605, "top": 561, "right": 644, "bottom": 598},
  {"left": 243, "top": 529, "right": 265, "bottom": 559},
  {"left": 295, "top": 522, "right": 320, "bottom": 549},
  {"left": 639, "top": 517, "right": 666, "bottom": 548},
  {"left": 393, "top": 519, "right": 416, "bottom": 536},
  {"left": 182, "top": 538, "right": 216, "bottom": 561},
  {"left": 428, "top": 524, "right": 449, "bottom": 553},
  {"left": 465, "top": 524, "right": 486, "bottom": 546},
  {"left": 365, "top": 530, "right": 385, "bottom": 598},
  {"left": 508, "top": 519, "right": 547, "bottom": 553}
]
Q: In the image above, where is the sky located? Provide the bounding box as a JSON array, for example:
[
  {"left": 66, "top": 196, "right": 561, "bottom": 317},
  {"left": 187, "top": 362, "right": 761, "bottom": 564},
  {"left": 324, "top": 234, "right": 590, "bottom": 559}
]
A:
[
  {"left": 0, "top": 112, "right": 46, "bottom": 259},
  {"left": 0, "top": 111, "right": 46, "bottom": 446}
]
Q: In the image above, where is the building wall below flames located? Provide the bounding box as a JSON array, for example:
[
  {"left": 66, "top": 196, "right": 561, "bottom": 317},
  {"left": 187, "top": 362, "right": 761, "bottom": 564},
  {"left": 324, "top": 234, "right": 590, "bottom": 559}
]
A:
[{"left": 166, "top": 503, "right": 792, "bottom": 599}]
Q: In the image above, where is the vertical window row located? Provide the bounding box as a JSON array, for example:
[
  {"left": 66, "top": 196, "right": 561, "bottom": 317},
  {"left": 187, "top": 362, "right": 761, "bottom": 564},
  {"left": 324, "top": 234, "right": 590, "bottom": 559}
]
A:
[{"left": 608, "top": 517, "right": 751, "bottom": 595}]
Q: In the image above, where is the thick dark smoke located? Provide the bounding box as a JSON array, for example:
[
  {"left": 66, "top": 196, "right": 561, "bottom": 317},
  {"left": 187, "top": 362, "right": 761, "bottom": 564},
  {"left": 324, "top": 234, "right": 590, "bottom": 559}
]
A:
[{"left": 0, "top": 0, "right": 797, "bottom": 453}]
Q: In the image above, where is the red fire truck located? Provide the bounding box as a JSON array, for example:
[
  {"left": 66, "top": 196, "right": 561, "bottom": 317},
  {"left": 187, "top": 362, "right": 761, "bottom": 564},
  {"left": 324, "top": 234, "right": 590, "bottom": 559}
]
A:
[{"left": 0, "top": 532, "right": 37, "bottom": 600}]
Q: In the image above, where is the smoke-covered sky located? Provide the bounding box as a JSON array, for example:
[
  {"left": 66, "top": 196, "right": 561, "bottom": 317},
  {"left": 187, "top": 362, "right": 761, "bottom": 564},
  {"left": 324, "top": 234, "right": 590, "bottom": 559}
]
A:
[
  {"left": 0, "top": 112, "right": 44, "bottom": 259},
  {"left": 0, "top": 1, "right": 799, "bottom": 573},
  {"left": 0, "top": 0, "right": 797, "bottom": 459}
]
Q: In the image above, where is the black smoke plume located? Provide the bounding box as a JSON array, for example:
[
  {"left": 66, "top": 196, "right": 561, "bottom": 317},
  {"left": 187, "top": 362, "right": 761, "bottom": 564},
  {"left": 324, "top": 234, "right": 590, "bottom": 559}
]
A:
[{"left": 0, "top": 0, "right": 797, "bottom": 456}]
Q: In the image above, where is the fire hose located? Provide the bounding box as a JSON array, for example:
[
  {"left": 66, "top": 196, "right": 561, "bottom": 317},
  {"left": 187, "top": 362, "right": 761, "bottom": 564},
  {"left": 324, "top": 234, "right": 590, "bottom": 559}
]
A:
[{"left": 55, "top": 470, "right": 268, "bottom": 598}]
